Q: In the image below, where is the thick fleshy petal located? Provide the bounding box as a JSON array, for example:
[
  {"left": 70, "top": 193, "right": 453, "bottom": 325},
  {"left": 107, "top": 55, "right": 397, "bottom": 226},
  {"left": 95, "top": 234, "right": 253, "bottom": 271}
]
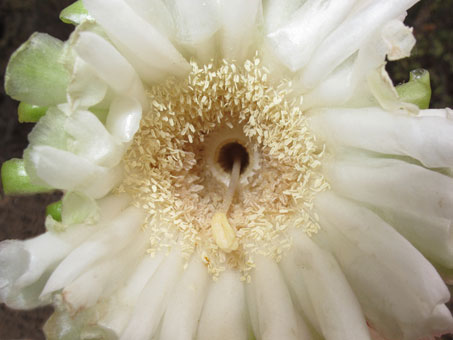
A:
[
  {"left": 267, "top": 0, "right": 356, "bottom": 72},
  {"left": 159, "top": 255, "right": 209, "bottom": 340},
  {"left": 197, "top": 270, "right": 248, "bottom": 340},
  {"left": 106, "top": 96, "right": 142, "bottom": 143},
  {"left": 83, "top": 0, "right": 190, "bottom": 83},
  {"left": 246, "top": 255, "right": 314, "bottom": 340},
  {"left": 217, "top": 0, "right": 262, "bottom": 62},
  {"left": 41, "top": 206, "right": 145, "bottom": 296},
  {"left": 74, "top": 31, "right": 147, "bottom": 109},
  {"left": 315, "top": 192, "right": 453, "bottom": 339},
  {"left": 287, "top": 232, "right": 371, "bottom": 340},
  {"left": 120, "top": 249, "right": 183, "bottom": 340},
  {"left": 300, "top": 0, "right": 418, "bottom": 89},
  {"left": 326, "top": 157, "right": 453, "bottom": 220},
  {"left": 310, "top": 107, "right": 453, "bottom": 168}
]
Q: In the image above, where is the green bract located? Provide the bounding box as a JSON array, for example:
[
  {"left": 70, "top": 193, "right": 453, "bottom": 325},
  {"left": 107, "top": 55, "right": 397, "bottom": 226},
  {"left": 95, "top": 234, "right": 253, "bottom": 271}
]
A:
[
  {"left": 60, "top": 0, "right": 91, "bottom": 25},
  {"left": 18, "top": 102, "right": 48, "bottom": 123},
  {"left": 4, "top": 33, "right": 71, "bottom": 107},
  {"left": 1, "top": 158, "right": 51, "bottom": 195},
  {"left": 396, "top": 69, "right": 431, "bottom": 109},
  {"left": 46, "top": 201, "right": 63, "bottom": 222}
]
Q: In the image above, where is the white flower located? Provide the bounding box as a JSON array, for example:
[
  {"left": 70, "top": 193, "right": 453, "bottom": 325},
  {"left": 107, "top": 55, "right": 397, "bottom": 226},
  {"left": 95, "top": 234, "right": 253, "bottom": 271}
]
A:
[{"left": 1, "top": 0, "right": 453, "bottom": 339}]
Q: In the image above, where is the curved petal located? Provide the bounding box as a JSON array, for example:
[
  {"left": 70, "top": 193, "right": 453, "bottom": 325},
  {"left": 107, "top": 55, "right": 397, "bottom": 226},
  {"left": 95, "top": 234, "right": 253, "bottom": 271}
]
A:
[
  {"left": 41, "top": 206, "right": 145, "bottom": 296},
  {"left": 246, "top": 255, "right": 314, "bottom": 340},
  {"left": 159, "top": 255, "right": 209, "bottom": 340},
  {"left": 315, "top": 192, "right": 453, "bottom": 339},
  {"left": 120, "top": 249, "right": 183, "bottom": 340},
  {"left": 289, "top": 232, "right": 371, "bottom": 340},
  {"left": 197, "top": 270, "right": 248, "bottom": 340},
  {"left": 106, "top": 97, "right": 142, "bottom": 143},
  {"left": 83, "top": 0, "right": 190, "bottom": 83},
  {"left": 74, "top": 31, "right": 148, "bottom": 109},
  {"left": 326, "top": 157, "right": 453, "bottom": 220},
  {"left": 311, "top": 107, "right": 453, "bottom": 168}
]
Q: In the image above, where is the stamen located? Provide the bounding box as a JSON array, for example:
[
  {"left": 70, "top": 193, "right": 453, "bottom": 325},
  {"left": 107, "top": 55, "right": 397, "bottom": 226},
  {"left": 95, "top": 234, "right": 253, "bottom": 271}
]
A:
[{"left": 212, "top": 155, "right": 241, "bottom": 252}]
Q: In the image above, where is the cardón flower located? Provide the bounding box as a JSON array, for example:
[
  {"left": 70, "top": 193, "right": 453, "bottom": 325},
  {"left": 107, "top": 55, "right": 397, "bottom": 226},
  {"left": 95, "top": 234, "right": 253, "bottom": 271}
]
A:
[{"left": 1, "top": 1, "right": 453, "bottom": 339}]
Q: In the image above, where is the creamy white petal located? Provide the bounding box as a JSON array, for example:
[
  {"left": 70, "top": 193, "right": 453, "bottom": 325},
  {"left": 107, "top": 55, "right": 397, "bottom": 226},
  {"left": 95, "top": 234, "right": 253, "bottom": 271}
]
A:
[
  {"left": 124, "top": 0, "right": 175, "bottom": 39},
  {"left": 62, "top": 235, "right": 146, "bottom": 312},
  {"left": 326, "top": 157, "right": 453, "bottom": 220},
  {"left": 159, "top": 255, "right": 209, "bottom": 340},
  {"left": 67, "top": 57, "right": 108, "bottom": 109},
  {"left": 218, "top": 0, "right": 262, "bottom": 62},
  {"left": 315, "top": 192, "right": 453, "bottom": 339},
  {"left": 267, "top": 0, "right": 357, "bottom": 72},
  {"left": 290, "top": 232, "right": 371, "bottom": 340},
  {"left": 106, "top": 96, "right": 142, "bottom": 143},
  {"left": 301, "top": 0, "right": 418, "bottom": 89},
  {"left": 197, "top": 270, "right": 248, "bottom": 340},
  {"left": 310, "top": 107, "right": 453, "bottom": 168},
  {"left": 98, "top": 253, "right": 165, "bottom": 335},
  {"left": 83, "top": 0, "right": 190, "bottom": 83},
  {"left": 247, "top": 255, "right": 313, "bottom": 340},
  {"left": 263, "top": 0, "right": 304, "bottom": 34},
  {"left": 373, "top": 206, "right": 453, "bottom": 269},
  {"left": 41, "top": 206, "right": 145, "bottom": 296},
  {"left": 64, "top": 109, "right": 123, "bottom": 167},
  {"left": 381, "top": 19, "right": 416, "bottom": 61},
  {"left": 120, "top": 249, "right": 183, "bottom": 340},
  {"left": 74, "top": 31, "right": 148, "bottom": 109},
  {"left": 280, "top": 246, "right": 321, "bottom": 334},
  {"left": 26, "top": 146, "right": 122, "bottom": 198}
]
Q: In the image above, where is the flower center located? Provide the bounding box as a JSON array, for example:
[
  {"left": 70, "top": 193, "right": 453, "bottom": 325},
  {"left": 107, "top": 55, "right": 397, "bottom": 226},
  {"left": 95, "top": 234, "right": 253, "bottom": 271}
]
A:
[{"left": 119, "top": 56, "right": 328, "bottom": 279}]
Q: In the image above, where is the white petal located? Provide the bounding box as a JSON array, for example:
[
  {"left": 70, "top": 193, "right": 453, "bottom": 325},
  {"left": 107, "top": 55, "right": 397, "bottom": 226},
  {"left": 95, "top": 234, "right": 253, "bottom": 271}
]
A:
[
  {"left": 74, "top": 31, "right": 148, "bottom": 109},
  {"left": 41, "top": 206, "right": 145, "bottom": 296},
  {"left": 123, "top": 0, "right": 175, "bottom": 41},
  {"left": 67, "top": 57, "right": 108, "bottom": 109},
  {"left": 289, "top": 232, "right": 371, "bottom": 340},
  {"left": 62, "top": 235, "right": 146, "bottom": 312},
  {"left": 315, "top": 192, "right": 453, "bottom": 339},
  {"left": 65, "top": 109, "right": 123, "bottom": 167},
  {"left": 106, "top": 96, "right": 142, "bottom": 143},
  {"left": 267, "top": 0, "right": 356, "bottom": 72},
  {"left": 120, "top": 249, "right": 183, "bottom": 340},
  {"left": 218, "top": 0, "right": 262, "bottom": 62},
  {"left": 310, "top": 107, "right": 453, "bottom": 168},
  {"left": 197, "top": 270, "right": 248, "bottom": 340},
  {"left": 263, "top": 0, "right": 304, "bottom": 34},
  {"left": 26, "top": 146, "right": 122, "bottom": 198},
  {"left": 382, "top": 19, "right": 415, "bottom": 61},
  {"left": 374, "top": 207, "right": 453, "bottom": 268},
  {"left": 326, "top": 157, "right": 453, "bottom": 220},
  {"left": 83, "top": 0, "right": 190, "bottom": 83},
  {"left": 246, "top": 255, "right": 313, "bottom": 340},
  {"left": 98, "top": 253, "right": 164, "bottom": 335},
  {"left": 159, "top": 255, "right": 209, "bottom": 340},
  {"left": 301, "top": 0, "right": 418, "bottom": 89}
]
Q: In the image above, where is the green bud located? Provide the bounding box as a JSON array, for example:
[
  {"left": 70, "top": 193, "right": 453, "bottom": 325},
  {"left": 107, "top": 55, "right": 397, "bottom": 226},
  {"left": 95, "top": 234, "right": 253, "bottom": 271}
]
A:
[
  {"left": 1, "top": 158, "right": 51, "bottom": 195},
  {"left": 46, "top": 201, "right": 63, "bottom": 222},
  {"left": 18, "top": 102, "right": 48, "bottom": 123},
  {"left": 60, "top": 1, "right": 91, "bottom": 25},
  {"left": 396, "top": 69, "right": 431, "bottom": 109}
]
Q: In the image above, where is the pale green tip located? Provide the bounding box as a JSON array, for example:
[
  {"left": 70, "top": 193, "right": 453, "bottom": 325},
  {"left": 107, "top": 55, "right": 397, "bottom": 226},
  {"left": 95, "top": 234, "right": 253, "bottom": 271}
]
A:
[
  {"left": 60, "top": 0, "right": 90, "bottom": 25},
  {"left": 1, "top": 158, "right": 51, "bottom": 195},
  {"left": 396, "top": 69, "right": 431, "bottom": 109},
  {"left": 18, "top": 102, "right": 48, "bottom": 123},
  {"left": 46, "top": 201, "right": 63, "bottom": 222}
]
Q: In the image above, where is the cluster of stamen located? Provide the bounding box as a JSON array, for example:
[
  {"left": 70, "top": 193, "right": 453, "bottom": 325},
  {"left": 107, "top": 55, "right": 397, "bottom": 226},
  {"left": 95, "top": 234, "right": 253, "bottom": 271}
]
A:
[{"left": 119, "top": 55, "right": 328, "bottom": 279}]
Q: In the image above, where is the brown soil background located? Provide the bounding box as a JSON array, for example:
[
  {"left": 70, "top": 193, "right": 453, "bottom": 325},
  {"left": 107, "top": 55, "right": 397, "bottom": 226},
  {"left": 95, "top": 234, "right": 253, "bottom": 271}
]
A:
[{"left": 0, "top": 0, "right": 452, "bottom": 339}]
